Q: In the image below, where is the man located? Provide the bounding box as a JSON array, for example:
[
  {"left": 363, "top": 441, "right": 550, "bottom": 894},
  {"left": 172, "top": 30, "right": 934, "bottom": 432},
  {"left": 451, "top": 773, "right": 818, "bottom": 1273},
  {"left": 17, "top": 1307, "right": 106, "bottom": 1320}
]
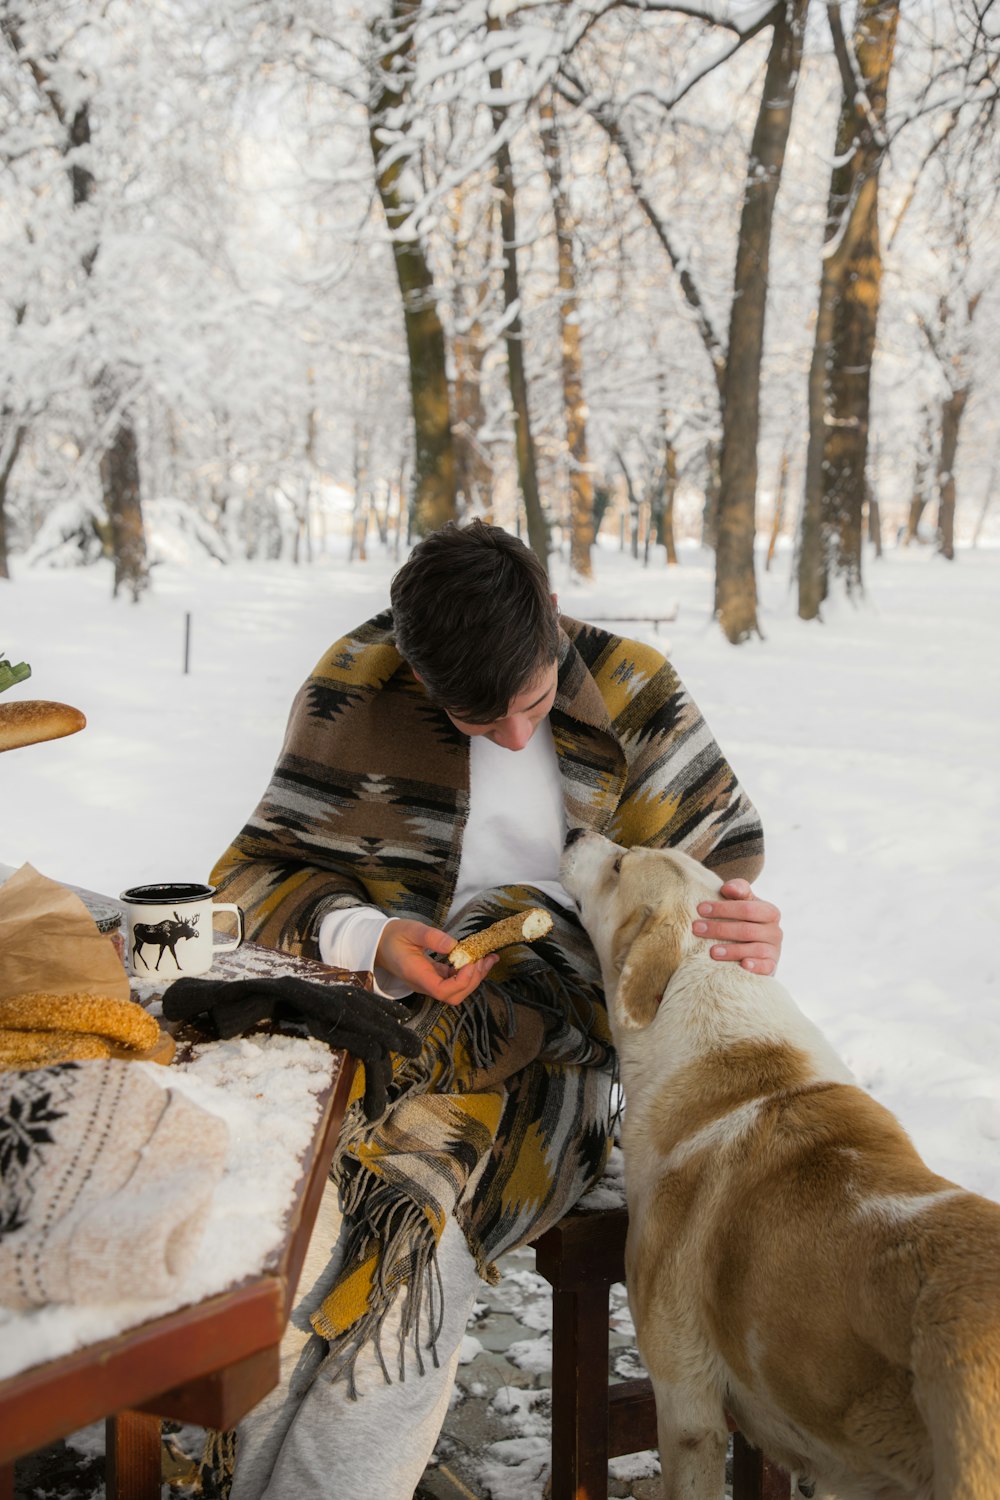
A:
[{"left": 211, "top": 520, "right": 781, "bottom": 1497}]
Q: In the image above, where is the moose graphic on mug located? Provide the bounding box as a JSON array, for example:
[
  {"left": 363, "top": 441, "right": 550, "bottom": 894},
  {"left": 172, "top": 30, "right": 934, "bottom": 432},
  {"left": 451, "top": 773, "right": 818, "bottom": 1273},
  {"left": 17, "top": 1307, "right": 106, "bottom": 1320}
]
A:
[
  {"left": 131, "top": 910, "right": 200, "bottom": 972},
  {"left": 120, "top": 883, "right": 243, "bottom": 977}
]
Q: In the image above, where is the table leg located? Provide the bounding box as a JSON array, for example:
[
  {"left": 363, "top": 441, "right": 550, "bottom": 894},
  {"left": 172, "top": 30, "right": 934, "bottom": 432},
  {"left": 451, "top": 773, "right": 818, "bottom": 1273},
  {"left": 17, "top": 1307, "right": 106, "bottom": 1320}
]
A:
[
  {"left": 0, "top": 1462, "right": 13, "bottom": 1500},
  {"left": 105, "top": 1411, "right": 162, "bottom": 1500}
]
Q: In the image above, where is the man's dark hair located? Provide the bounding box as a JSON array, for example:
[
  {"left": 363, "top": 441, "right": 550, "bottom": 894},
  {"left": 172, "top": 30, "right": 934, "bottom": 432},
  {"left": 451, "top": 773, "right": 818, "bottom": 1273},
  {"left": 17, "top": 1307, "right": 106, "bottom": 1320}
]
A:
[{"left": 390, "top": 521, "right": 559, "bottom": 723}]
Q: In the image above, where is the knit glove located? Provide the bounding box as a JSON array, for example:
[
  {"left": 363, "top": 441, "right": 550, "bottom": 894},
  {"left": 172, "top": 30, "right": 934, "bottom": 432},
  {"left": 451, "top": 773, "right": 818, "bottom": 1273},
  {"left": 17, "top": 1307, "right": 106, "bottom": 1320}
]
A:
[{"left": 162, "top": 976, "right": 422, "bottom": 1121}]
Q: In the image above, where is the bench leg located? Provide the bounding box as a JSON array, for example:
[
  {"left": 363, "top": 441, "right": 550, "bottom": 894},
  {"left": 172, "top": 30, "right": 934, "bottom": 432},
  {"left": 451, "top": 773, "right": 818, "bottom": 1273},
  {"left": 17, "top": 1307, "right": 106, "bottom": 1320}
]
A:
[{"left": 548, "top": 1277, "right": 613, "bottom": 1500}]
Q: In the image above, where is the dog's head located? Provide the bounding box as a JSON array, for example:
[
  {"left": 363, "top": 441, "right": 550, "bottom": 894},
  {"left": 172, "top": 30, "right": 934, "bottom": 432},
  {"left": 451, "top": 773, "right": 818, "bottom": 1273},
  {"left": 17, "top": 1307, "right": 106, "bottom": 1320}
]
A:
[{"left": 561, "top": 829, "right": 723, "bottom": 1031}]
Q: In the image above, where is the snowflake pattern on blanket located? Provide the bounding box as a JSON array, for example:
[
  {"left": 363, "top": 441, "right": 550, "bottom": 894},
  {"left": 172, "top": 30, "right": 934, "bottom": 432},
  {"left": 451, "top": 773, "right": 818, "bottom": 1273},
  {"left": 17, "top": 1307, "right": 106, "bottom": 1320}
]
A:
[{"left": 0, "top": 1065, "right": 76, "bottom": 1237}]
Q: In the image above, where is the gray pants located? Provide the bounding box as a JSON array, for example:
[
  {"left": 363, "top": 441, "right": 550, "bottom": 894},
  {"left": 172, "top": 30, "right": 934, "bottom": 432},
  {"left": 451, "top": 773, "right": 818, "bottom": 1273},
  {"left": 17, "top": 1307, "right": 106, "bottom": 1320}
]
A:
[{"left": 230, "top": 1181, "right": 483, "bottom": 1500}]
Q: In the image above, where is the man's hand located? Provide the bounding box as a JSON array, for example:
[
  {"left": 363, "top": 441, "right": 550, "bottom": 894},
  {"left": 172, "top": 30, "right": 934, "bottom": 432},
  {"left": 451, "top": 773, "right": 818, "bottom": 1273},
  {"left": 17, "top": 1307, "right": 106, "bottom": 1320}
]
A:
[
  {"left": 376, "top": 919, "right": 498, "bottom": 1006},
  {"left": 692, "top": 879, "right": 783, "bottom": 975}
]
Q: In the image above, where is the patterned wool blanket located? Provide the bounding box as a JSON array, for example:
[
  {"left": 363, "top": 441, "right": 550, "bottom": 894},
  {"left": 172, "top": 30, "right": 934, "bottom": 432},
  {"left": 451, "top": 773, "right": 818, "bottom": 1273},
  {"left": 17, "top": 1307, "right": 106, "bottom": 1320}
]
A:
[{"left": 211, "top": 612, "right": 763, "bottom": 1386}]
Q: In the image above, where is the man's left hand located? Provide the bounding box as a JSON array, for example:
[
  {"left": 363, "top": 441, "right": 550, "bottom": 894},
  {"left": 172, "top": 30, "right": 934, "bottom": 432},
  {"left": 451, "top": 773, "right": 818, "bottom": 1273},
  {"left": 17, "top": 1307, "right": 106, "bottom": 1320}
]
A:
[{"left": 692, "top": 879, "right": 782, "bottom": 974}]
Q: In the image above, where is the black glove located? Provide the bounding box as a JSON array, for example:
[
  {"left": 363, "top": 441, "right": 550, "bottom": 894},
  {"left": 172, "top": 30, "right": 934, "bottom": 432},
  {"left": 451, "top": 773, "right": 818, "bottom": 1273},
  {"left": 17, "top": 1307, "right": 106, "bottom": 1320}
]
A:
[{"left": 162, "top": 976, "right": 422, "bottom": 1121}]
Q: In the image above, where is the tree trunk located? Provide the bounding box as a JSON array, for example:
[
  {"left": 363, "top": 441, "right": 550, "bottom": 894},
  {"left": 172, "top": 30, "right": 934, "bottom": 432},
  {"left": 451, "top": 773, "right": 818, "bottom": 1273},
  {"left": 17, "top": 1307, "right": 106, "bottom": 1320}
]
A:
[
  {"left": 69, "top": 98, "right": 148, "bottom": 592},
  {"left": 799, "top": 0, "right": 899, "bottom": 618},
  {"left": 100, "top": 418, "right": 148, "bottom": 601},
  {"left": 867, "top": 485, "right": 882, "bottom": 557},
  {"left": 488, "top": 17, "right": 548, "bottom": 572},
  {"left": 300, "top": 390, "right": 318, "bottom": 566},
  {"left": 0, "top": 423, "right": 26, "bottom": 580},
  {"left": 823, "top": 185, "right": 883, "bottom": 590},
  {"left": 451, "top": 315, "right": 493, "bottom": 517},
  {"left": 368, "top": 0, "right": 456, "bottom": 537},
  {"left": 715, "top": 0, "right": 807, "bottom": 642},
  {"left": 904, "top": 409, "right": 934, "bottom": 545},
  {"left": 350, "top": 426, "right": 370, "bottom": 563},
  {"left": 905, "top": 494, "right": 928, "bottom": 546},
  {"left": 449, "top": 188, "right": 494, "bottom": 517},
  {"left": 925, "top": 289, "right": 979, "bottom": 561},
  {"left": 660, "top": 437, "right": 678, "bottom": 566},
  {"left": 5, "top": 24, "right": 152, "bottom": 597},
  {"left": 702, "top": 440, "right": 721, "bottom": 550},
  {"left": 936, "top": 384, "right": 969, "bottom": 561},
  {"left": 540, "top": 95, "right": 593, "bottom": 580},
  {"left": 971, "top": 445, "right": 998, "bottom": 548},
  {"left": 799, "top": 251, "right": 839, "bottom": 615},
  {"left": 766, "top": 441, "right": 791, "bottom": 572}
]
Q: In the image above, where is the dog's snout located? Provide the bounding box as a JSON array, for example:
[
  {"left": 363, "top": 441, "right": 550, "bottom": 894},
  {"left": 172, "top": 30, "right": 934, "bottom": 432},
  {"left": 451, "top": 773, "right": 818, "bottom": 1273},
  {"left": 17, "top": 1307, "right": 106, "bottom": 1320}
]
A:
[{"left": 564, "top": 827, "right": 588, "bottom": 849}]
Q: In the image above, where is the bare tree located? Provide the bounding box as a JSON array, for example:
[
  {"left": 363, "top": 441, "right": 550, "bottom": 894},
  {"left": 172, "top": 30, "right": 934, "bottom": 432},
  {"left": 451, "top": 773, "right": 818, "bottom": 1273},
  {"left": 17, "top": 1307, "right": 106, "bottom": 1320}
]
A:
[
  {"left": 766, "top": 439, "right": 792, "bottom": 572},
  {"left": 926, "top": 291, "right": 982, "bottom": 560},
  {"left": 487, "top": 14, "right": 549, "bottom": 570},
  {"left": 368, "top": 0, "right": 457, "bottom": 536},
  {"left": 448, "top": 186, "right": 495, "bottom": 517},
  {"left": 798, "top": 0, "right": 900, "bottom": 620},
  {"left": 715, "top": 0, "right": 809, "bottom": 642},
  {"left": 4, "top": 14, "right": 149, "bottom": 600},
  {"left": 561, "top": 2, "right": 804, "bottom": 641},
  {"left": 539, "top": 93, "right": 594, "bottom": 579},
  {"left": 903, "top": 409, "right": 935, "bottom": 546}
]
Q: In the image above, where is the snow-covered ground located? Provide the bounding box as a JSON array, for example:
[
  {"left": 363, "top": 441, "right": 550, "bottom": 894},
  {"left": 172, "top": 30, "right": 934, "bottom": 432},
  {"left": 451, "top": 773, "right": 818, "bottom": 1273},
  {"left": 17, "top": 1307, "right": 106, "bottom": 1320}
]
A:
[{"left": 2, "top": 531, "right": 999, "bottom": 1498}]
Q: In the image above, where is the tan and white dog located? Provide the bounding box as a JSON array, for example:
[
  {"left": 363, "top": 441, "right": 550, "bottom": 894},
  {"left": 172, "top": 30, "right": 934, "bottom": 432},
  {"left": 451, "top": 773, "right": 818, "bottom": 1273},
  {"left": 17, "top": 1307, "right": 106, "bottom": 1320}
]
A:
[{"left": 560, "top": 828, "right": 1000, "bottom": 1500}]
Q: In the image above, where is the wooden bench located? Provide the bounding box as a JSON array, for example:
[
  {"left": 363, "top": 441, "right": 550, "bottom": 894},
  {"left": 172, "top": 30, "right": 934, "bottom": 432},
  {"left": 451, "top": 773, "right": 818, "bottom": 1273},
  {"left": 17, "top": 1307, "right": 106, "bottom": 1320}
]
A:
[
  {"left": 587, "top": 611, "right": 678, "bottom": 636},
  {"left": 531, "top": 1203, "right": 791, "bottom": 1500}
]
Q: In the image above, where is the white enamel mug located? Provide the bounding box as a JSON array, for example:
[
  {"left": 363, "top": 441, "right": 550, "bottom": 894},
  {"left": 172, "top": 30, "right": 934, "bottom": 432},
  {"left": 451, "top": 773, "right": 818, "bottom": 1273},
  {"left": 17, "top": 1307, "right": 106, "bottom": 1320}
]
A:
[{"left": 119, "top": 882, "right": 243, "bottom": 977}]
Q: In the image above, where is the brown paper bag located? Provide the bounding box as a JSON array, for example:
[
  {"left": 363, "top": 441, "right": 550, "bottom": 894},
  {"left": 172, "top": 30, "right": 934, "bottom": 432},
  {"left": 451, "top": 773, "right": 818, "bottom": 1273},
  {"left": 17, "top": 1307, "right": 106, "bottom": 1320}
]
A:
[{"left": 0, "top": 864, "right": 129, "bottom": 1003}]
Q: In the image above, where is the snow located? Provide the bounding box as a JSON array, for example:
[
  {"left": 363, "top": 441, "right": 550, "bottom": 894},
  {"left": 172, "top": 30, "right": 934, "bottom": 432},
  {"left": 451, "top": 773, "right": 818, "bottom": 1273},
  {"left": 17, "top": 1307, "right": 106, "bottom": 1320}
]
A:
[
  {"left": 1, "top": 530, "right": 999, "bottom": 1492},
  {"left": 0, "top": 1032, "right": 335, "bottom": 1382}
]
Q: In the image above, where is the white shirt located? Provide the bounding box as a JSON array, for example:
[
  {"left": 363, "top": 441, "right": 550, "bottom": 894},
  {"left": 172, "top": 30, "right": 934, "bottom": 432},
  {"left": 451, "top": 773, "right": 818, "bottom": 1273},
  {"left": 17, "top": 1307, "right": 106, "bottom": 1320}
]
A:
[{"left": 317, "top": 719, "right": 571, "bottom": 996}]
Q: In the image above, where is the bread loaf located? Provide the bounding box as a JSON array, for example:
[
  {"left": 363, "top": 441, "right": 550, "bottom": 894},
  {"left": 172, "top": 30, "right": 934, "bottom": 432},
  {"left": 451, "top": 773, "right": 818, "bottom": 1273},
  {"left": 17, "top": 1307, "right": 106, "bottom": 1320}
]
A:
[{"left": 0, "top": 699, "right": 86, "bottom": 752}]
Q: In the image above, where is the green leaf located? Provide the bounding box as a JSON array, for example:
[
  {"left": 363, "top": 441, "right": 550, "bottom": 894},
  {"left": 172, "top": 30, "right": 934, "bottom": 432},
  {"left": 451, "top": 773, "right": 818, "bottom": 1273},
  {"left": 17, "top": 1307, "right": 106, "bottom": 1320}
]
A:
[{"left": 0, "top": 656, "right": 32, "bottom": 695}]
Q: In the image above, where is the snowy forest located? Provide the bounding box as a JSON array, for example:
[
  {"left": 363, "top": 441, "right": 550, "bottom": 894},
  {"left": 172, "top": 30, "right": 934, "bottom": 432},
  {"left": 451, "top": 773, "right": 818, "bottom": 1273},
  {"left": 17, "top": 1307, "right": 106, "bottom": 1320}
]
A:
[{"left": 1, "top": 0, "right": 998, "bottom": 641}]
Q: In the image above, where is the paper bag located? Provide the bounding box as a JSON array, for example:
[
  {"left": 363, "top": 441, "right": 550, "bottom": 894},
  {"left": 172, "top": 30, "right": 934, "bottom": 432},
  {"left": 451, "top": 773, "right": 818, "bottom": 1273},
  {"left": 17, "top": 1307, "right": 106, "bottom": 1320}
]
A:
[{"left": 0, "top": 863, "right": 129, "bottom": 1003}]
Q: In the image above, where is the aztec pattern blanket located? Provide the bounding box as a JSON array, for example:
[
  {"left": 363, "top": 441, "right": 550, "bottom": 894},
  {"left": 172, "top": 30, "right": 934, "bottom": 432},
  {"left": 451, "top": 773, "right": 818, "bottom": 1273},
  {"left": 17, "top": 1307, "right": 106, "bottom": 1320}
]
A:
[{"left": 211, "top": 611, "right": 764, "bottom": 1387}]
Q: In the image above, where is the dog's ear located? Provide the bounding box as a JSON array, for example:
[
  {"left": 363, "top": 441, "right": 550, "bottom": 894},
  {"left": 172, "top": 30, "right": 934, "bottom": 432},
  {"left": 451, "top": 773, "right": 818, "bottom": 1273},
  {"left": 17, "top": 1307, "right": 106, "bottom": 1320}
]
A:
[{"left": 615, "top": 910, "right": 683, "bottom": 1031}]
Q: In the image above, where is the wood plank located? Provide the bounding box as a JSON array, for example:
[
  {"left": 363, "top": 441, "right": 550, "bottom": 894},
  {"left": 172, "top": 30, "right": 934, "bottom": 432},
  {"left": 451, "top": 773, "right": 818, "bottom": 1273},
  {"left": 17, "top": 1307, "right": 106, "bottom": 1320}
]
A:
[
  {"left": 607, "top": 1378, "right": 657, "bottom": 1459},
  {"left": 135, "top": 1343, "right": 279, "bottom": 1430},
  {"left": 105, "top": 1411, "right": 162, "bottom": 1500},
  {"left": 0, "top": 1279, "right": 282, "bottom": 1465}
]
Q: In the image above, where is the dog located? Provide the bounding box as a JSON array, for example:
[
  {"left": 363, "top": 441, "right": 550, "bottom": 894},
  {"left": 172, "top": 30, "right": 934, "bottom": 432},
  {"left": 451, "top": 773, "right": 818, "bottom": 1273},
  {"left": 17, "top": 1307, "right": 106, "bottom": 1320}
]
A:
[{"left": 560, "top": 828, "right": 1000, "bottom": 1500}]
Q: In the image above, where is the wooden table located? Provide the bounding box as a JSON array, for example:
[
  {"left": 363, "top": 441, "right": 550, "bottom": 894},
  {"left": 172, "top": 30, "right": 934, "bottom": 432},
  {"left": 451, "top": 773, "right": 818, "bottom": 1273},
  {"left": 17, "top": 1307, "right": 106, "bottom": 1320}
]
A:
[{"left": 0, "top": 940, "right": 360, "bottom": 1500}]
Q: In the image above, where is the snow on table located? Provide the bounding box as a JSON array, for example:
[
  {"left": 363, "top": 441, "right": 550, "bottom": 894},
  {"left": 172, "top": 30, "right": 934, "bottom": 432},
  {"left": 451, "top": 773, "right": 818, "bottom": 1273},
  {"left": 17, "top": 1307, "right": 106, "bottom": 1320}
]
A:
[{"left": 0, "top": 1031, "right": 337, "bottom": 1382}]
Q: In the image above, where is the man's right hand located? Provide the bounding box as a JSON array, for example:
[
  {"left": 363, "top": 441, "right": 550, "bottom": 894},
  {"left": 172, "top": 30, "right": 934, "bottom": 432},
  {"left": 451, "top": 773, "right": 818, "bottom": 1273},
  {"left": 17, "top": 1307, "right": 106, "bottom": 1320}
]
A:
[{"left": 375, "top": 918, "right": 498, "bottom": 1006}]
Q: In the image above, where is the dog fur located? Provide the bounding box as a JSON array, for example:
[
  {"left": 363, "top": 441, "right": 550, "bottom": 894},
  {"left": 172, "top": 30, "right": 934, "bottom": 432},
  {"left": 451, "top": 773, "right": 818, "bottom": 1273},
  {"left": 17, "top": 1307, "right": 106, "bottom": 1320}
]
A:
[{"left": 560, "top": 830, "right": 1000, "bottom": 1500}]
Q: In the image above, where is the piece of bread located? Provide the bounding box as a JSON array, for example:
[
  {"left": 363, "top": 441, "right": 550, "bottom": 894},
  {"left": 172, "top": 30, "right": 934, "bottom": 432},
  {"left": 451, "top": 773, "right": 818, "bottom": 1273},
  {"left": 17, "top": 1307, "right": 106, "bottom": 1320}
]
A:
[
  {"left": 0, "top": 1031, "right": 113, "bottom": 1069},
  {"left": 0, "top": 699, "right": 86, "bottom": 752},
  {"left": 0, "top": 992, "right": 160, "bottom": 1051},
  {"left": 447, "top": 907, "right": 554, "bottom": 970}
]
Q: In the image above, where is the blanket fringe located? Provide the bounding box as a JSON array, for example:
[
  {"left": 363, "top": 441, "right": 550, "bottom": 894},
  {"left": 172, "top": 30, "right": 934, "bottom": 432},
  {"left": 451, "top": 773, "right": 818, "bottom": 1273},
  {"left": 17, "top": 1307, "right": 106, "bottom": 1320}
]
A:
[{"left": 315, "top": 894, "right": 610, "bottom": 1395}]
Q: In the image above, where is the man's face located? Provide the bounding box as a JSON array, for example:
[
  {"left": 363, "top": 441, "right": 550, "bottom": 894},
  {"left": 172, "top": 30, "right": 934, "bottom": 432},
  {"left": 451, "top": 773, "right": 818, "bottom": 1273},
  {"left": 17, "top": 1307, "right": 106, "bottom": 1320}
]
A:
[{"left": 444, "top": 661, "right": 559, "bottom": 751}]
